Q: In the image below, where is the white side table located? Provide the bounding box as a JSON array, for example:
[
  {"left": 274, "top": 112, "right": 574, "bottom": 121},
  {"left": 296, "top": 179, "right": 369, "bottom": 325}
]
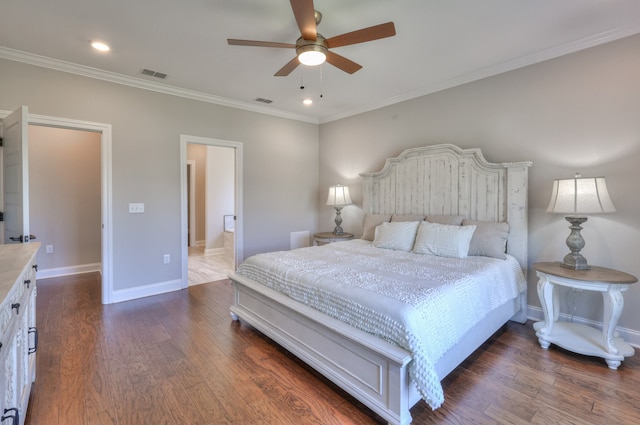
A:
[{"left": 533, "top": 262, "right": 637, "bottom": 369}]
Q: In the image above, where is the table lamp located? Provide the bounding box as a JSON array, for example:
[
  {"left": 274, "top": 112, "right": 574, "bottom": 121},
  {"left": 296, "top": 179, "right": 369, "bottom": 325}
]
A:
[
  {"left": 326, "top": 185, "right": 352, "bottom": 235},
  {"left": 546, "top": 173, "right": 616, "bottom": 270}
]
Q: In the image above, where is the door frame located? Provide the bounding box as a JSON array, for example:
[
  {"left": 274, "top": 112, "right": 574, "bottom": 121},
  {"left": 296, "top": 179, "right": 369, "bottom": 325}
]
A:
[
  {"left": 180, "top": 135, "right": 243, "bottom": 288},
  {"left": 187, "top": 160, "right": 196, "bottom": 247},
  {"left": 1, "top": 109, "right": 114, "bottom": 304}
]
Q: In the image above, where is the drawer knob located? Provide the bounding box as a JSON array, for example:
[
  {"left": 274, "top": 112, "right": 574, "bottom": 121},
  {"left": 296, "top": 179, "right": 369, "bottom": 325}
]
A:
[
  {"left": 11, "top": 303, "right": 20, "bottom": 315},
  {"left": 24, "top": 279, "right": 31, "bottom": 288}
]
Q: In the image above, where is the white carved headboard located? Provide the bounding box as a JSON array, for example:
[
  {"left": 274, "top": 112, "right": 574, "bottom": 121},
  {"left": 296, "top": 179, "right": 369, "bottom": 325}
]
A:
[{"left": 359, "top": 144, "right": 532, "bottom": 270}]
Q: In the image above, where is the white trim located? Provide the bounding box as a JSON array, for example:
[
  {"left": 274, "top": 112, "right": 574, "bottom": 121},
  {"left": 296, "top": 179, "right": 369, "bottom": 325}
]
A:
[
  {"left": 0, "top": 46, "right": 317, "bottom": 124},
  {"left": 187, "top": 160, "right": 196, "bottom": 247},
  {"left": 36, "top": 263, "right": 102, "bottom": 279},
  {"left": 180, "top": 135, "right": 243, "bottom": 289},
  {"left": 527, "top": 305, "right": 640, "bottom": 349},
  {"left": 1, "top": 109, "right": 114, "bottom": 305},
  {"left": 320, "top": 25, "right": 640, "bottom": 123},
  {"left": 3, "top": 24, "right": 639, "bottom": 125},
  {"left": 110, "top": 279, "right": 183, "bottom": 304}
]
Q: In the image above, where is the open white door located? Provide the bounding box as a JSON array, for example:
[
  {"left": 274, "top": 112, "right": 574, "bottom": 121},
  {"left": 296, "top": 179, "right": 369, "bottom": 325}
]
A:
[{"left": 3, "top": 106, "right": 32, "bottom": 244}]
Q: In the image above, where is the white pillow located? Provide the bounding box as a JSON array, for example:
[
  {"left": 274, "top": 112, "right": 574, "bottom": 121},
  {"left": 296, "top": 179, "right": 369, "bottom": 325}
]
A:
[
  {"left": 373, "top": 221, "right": 420, "bottom": 252},
  {"left": 413, "top": 222, "right": 476, "bottom": 258}
]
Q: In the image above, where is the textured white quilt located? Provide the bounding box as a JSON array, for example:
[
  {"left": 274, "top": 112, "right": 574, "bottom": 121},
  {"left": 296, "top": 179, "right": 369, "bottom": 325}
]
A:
[{"left": 236, "top": 239, "right": 526, "bottom": 409}]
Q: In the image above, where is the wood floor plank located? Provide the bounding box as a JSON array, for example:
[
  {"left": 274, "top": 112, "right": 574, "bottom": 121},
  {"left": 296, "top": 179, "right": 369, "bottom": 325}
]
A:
[
  {"left": 178, "top": 381, "right": 229, "bottom": 424},
  {"left": 83, "top": 366, "right": 117, "bottom": 420},
  {"left": 86, "top": 407, "right": 119, "bottom": 425},
  {"left": 25, "top": 273, "right": 640, "bottom": 425}
]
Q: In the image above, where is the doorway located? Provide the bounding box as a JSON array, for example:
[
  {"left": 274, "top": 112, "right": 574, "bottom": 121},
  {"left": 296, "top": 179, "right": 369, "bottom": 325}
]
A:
[
  {"left": 29, "top": 125, "right": 101, "bottom": 278},
  {"left": 180, "top": 135, "right": 243, "bottom": 288},
  {"left": 1, "top": 108, "right": 113, "bottom": 304}
]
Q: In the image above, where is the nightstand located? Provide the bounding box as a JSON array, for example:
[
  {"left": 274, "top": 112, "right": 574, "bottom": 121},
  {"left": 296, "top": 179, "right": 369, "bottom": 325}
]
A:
[
  {"left": 533, "top": 262, "right": 637, "bottom": 369},
  {"left": 313, "top": 232, "right": 353, "bottom": 246}
]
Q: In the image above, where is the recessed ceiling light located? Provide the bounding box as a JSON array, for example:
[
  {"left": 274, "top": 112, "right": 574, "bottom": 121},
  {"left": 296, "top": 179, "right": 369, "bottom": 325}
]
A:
[
  {"left": 303, "top": 99, "right": 313, "bottom": 105},
  {"left": 90, "top": 41, "right": 110, "bottom": 52}
]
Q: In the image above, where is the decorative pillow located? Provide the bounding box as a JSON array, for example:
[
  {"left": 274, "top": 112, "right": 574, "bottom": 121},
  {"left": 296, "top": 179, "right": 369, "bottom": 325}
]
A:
[
  {"left": 413, "top": 222, "right": 476, "bottom": 258},
  {"left": 425, "top": 215, "right": 465, "bottom": 226},
  {"left": 391, "top": 214, "right": 426, "bottom": 222},
  {"left": 361, "top": 214, "right": 392, "bottom": 241},
  {"left": 463, "top": 219, "right": 510, "bottom": 259},
  {"left": 373, "top": 221, "right": 420, "bottom": 251}
]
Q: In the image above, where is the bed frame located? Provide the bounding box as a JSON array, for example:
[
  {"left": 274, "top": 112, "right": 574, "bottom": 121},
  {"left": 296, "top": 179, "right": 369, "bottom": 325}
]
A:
[{"left": 230, "top": 144, "right": 531, "bottom": 425}]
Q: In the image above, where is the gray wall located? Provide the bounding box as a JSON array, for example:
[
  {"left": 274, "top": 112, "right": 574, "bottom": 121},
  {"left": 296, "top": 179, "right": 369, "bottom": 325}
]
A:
[
  {"left": 29, "top": 125, "right": 101, "bottom": 270},
  {"left": 0, "top": 57, "right": 319, "bottom": 292},
  {"left": 319, "top": 34, "right": 640, "bottom": 331}
]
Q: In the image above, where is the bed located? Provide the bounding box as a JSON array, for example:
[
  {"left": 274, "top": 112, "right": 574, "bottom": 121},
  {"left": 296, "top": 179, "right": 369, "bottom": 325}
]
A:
[{"left": 229, "top": 144, "right": 532, "bottom": 425}]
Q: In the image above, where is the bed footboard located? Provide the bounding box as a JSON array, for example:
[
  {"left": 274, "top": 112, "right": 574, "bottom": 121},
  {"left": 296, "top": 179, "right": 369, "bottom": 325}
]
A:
[{"left": 230, "top": 273, "right": 417, "bottom": 425}]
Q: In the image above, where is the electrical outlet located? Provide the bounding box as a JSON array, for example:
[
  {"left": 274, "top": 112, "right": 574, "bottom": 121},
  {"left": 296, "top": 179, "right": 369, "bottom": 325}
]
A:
[
  {"left": 46, "top": 244, "right": 54, "bottom": 254},
  {"left": 128, "top": 203, "right": 145, "bottom": 213},
  {"left": 163, "top": 254, "right": 170, "bottom": 264}
]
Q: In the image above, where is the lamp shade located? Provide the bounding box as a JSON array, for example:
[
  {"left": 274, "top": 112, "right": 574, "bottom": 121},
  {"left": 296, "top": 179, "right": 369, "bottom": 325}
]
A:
[
  {"left": 546, "top": 174, "right": 616, "bottom": 215},
  {"left": 326, "top": 185, "right": 352, "bottom": 207}
]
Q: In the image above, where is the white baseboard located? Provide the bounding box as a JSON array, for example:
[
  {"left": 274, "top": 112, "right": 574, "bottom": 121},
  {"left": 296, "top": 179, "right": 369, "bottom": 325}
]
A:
[
  {"left": 527, "top": 305, "right": 640, "bottom": 349},
  {"left": 110, "top": 279, "right": 183, "bottom": 303},
  {"left": 36, "top": 264, "right": 183, "bottom": 304},
  {"left": 36, "top": 262, "right": 102, "bottom": 279}
]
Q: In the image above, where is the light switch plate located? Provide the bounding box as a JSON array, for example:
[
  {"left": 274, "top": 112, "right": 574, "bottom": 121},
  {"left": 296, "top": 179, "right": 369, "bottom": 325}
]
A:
[{"left": 129, "top": 203, "right": 144, "bottom": 213}]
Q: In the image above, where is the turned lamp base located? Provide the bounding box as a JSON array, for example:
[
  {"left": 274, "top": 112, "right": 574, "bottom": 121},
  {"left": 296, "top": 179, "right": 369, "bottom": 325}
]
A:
[
  {"left": 561, "top": 216, "right": 590, "bottom": 270},
  {"left": 332, "top": 206, "right": 344, "bottom": 235}
]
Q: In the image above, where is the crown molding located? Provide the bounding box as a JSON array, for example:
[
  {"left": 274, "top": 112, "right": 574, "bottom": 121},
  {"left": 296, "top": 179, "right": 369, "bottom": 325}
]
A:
[
  {"left": 319, "top": 25, "right": 640, "bottom": 123},
  {"left": 2, "top": 23, "right": 639, "bottom": 126},
  {"left": 0, "top": 46, "right": 319, "bottom": 125}
]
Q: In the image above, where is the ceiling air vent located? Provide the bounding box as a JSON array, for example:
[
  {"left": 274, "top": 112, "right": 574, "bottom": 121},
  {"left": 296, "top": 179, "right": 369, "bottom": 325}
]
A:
[
  {"left": 255, "top": 97, "right": 273, "bottom": 104},
  {"left": 140, "top": 69, "right": 168, "bottom": 79}
]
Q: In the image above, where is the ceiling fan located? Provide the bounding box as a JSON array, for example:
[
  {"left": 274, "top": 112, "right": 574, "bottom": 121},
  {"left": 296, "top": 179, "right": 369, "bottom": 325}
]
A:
[{"left": 227, "top": 0, "right": 396, "bottom": 76}]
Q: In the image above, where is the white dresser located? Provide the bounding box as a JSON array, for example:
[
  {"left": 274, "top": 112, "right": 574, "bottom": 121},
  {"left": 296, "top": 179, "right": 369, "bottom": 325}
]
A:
[{"left": 0, "top": 243, "right": 39, "bottom": 425}]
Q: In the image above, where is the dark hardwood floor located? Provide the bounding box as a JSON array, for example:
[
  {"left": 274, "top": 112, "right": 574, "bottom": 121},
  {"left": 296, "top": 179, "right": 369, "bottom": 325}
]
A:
[{"left": 25, "top": 273, "right": 640, "bottom": 424}]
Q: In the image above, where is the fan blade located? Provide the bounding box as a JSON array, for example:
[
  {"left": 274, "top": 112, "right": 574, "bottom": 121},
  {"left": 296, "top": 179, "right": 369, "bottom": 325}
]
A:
[
  {"left": 325, "top": 51, "right": 362, "bottom": 74},
  {"left": 290, "top": 0, "right": 317, "bottom": 40},
  {"left": 326, "top": 22, "right": 396, "bottom": 48},
  {"left": 228, "top": 39, "right": 295, "bottom": 49},
  {"left": 275, "top": 57, "right": 300, "bottom": 76}
]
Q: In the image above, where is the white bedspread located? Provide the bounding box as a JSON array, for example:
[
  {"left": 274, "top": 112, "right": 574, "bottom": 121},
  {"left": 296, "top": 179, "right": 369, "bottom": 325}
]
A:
[{"left": 236, "top": 239, "right": 526, "bottom": 409}]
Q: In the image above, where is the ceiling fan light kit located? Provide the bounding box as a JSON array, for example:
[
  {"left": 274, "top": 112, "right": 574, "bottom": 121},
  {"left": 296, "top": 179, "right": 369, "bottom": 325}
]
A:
[
  {"left": 227, "top": 0, "right": 396, "bottom": 76},
  {"left": 296, "top": 37, "right": 327, "bottom": 66}
]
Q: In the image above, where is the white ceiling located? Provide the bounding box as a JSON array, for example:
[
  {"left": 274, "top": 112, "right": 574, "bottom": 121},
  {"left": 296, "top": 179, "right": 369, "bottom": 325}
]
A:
[{"left": 1, "top": 0, "right": 639, "bottom": 123}]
